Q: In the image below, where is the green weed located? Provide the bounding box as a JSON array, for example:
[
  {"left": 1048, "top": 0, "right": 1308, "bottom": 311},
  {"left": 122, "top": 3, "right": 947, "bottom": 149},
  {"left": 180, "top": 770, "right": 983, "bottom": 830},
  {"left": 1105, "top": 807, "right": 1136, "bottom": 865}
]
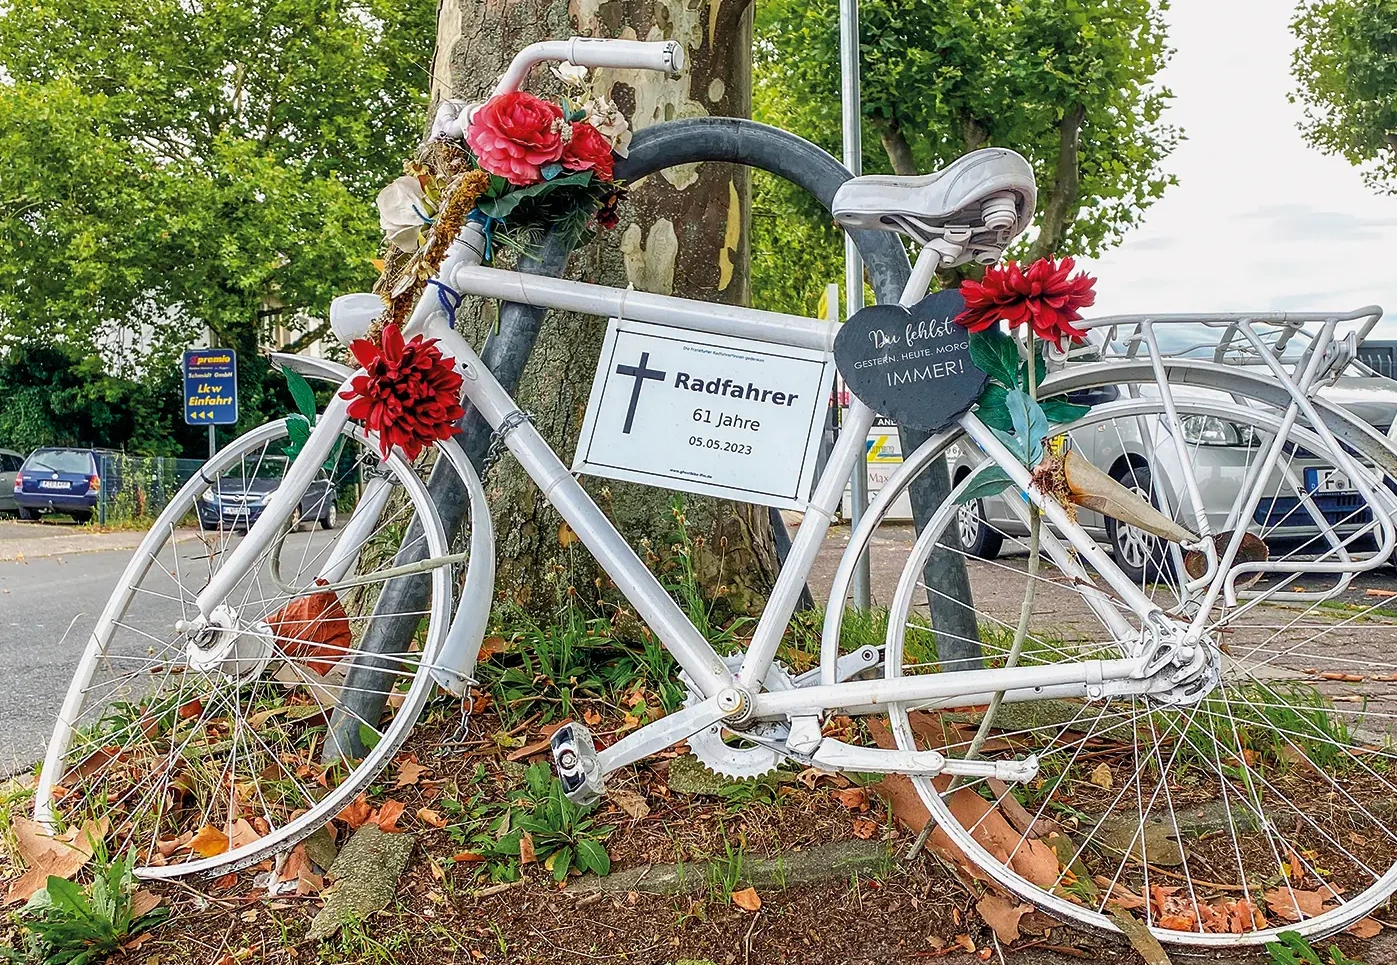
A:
[
  {"left": 4, "top": 850, "right": 167, "bottom": 965},
  {"left": 1266, "top": 930, "right": 1367, "bottom": 965},
  {"left": 705, "top": 822, "right": 747, "bottom": 901}
]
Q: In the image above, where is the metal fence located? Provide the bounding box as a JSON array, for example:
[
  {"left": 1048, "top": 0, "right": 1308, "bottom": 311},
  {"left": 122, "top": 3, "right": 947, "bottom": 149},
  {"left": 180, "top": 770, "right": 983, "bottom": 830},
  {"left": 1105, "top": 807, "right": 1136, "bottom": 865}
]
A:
[{"left": 95, "top": 453, "right": 205, "bottom": 525}]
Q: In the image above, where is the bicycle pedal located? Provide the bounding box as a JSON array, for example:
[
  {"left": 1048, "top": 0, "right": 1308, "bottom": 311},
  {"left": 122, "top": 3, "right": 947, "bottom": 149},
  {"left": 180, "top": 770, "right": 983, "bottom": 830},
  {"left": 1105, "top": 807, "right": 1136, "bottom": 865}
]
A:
[{"left": 550, "top": 722, "right": 605, "bottom": 807}]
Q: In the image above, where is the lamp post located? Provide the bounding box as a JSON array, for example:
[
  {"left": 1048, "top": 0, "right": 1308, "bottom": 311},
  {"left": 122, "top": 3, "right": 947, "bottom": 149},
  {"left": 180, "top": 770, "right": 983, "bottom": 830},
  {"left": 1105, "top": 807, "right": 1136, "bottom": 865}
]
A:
[{"left": 840, "top": 0, "right": 871, "bottom": 609}]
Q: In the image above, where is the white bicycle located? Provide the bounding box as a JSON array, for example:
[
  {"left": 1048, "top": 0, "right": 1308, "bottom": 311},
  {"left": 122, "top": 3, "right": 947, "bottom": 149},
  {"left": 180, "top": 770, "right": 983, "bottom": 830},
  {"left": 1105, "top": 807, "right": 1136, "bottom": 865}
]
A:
[{"left": 35, "top": 37, "right": 1397, "bottom": 948}]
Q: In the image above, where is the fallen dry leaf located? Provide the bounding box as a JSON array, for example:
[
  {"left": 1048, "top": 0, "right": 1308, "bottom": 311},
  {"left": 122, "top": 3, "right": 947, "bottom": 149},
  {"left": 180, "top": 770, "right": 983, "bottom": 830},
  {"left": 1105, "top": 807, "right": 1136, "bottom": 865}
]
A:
[
  {"left": 797, "top": 767, "right": 849, "bottom": 790},
  {"left": 373, "top": 800, "right": 406, "bottom": 833},
  {"left": 558, "top": 521, "right": 579, "bottom": 547},
  {"left": 976, "top": 894, "right": 1032, "bottom": 945},
  {"left": 187, "top": 824, "right": 231, "bottom": 859},
  {"left": 4, "top": 817, "right": 108, "bottom": 905},
  {"left": 1348, "top": 916, "right": 1383, "bottom": 938},
  {"left": 834, "top": 787, "right": 870, "bottom": 811},
  {"left": 506, "top": 738, "right": 553, "bottom": 762},
  {"left": 583, "top": 707, "right": 602, "bottom": 726},
  {"left": 337, "top": 792, "right": 373, "bottom": 830},
  {"left": 606, "top": 788, "right": 650, "bottom": 821},
  {"left": 851, "top": 817, "right": 879, "bottom": 840},
  {"left": 416, "top": 807, "right": 447, "bottom": 829},
  {"left": 954, "top": 934, "right": 976, "bottom": 953},
  {"left": 130, "top": 889, "right": 162, "bottom": 918},
  {"left": 519, "top": 831, "right": 537, "bottom": 865},
  {"left": 395, "top": 757, "right": 428, "bottom": 788},
  {"left": 731, "top": 887, "right": 761, "bottom": 912},
  {"left": 1088, "top": 763, "right": 1113, "bottom": 790},
  {"left": 1263, "top": 886, "right": 1331, "bottom": 922},
  {"left": 452, "top": 851, "right": 486, "bottom": 863},
  {"left": 477, "top": 635, "right": 508, "bottom": 660},
  {"left": 265, "top": 580, "right": 351, "bottom": 675}
]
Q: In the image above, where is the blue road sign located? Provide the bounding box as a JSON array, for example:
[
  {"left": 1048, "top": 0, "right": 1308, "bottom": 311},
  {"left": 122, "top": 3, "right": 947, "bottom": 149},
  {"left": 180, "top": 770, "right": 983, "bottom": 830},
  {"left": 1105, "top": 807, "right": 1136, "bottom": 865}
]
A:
[{"left": 183, "top": 349, "right": 239, "bottom": 425}]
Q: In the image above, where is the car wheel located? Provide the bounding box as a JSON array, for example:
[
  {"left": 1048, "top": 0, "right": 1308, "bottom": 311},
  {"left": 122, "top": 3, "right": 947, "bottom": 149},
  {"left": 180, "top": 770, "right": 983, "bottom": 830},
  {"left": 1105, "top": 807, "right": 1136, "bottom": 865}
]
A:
[
  {"left": 69, "top": 511, "right": 92, "bottom": 524},
  {"left": 17, "top": 507, "right": 36, "bottom": 521},
  {"left": 954, "top": 494, "right": 1003, "bottom": 560},
  {"left": 1106, "top": 462, "right": 1169, "bottom": 583},
  {"left": 320, "top": 502, "right": 338, "bottom": 530},
  {"left": 289, "top": 507, "right": 309, "bottom": 533}
]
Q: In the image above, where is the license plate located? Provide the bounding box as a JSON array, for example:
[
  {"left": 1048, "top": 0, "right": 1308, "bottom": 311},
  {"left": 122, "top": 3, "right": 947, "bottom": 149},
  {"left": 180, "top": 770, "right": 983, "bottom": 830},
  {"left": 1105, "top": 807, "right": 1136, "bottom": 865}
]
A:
[
  {"left": 38, "top": 480, "right": 69, "bottom": 490},
  {"left": 1306, "top": 467, "right": 1354, "bottom": 494}
]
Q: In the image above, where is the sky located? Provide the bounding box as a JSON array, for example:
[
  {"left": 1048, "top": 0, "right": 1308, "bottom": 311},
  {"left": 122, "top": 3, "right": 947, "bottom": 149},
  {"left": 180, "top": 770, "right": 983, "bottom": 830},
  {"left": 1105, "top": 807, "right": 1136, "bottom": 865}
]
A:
[{"left": 1078, "top": 1, "right": 1397, "bottom": 336}]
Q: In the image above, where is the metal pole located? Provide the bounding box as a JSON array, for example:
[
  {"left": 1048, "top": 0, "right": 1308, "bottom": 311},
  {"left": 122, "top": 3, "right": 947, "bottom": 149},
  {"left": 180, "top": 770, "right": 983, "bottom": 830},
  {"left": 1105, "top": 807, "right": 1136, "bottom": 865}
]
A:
[
  {"left": 840, "top": 0, "right": 871, "bottom": 610},
  {"left": 208, "top": 425, "right": 216, "bottom": 460}
]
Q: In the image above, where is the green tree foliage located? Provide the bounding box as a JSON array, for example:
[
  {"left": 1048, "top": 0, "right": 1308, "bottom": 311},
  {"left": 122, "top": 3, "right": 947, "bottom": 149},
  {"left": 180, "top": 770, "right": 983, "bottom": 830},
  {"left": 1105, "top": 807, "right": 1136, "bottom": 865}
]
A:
[
  {"left": 1292, "top": 0, "right": 1397, "bottom": 193},
  {"left": 0, "top": 0, "right": 435, "bottom": 367},
  {"left": 751, "top": 0, "right": 1180, "bottom": 314}
]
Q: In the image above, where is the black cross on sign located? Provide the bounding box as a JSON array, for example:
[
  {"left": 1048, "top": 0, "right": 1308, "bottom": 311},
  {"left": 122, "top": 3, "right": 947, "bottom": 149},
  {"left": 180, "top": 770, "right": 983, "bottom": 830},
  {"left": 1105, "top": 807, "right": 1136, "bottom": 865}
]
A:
[{"left": 615, "top": 351, "right": 666, "bottom": 434}]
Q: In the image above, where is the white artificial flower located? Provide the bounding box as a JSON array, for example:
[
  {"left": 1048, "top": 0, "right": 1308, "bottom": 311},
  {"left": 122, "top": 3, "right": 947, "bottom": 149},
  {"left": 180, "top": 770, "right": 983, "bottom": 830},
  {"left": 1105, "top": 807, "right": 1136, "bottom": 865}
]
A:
[
  {"left": 375, "top": 175, "right": 432, "bottom": 253},
  {"left": 583, "top": 96, "right": 632, "bottom": 157},
  {"left": 552, "top": 61, "right": 589, "bottom": 88}
]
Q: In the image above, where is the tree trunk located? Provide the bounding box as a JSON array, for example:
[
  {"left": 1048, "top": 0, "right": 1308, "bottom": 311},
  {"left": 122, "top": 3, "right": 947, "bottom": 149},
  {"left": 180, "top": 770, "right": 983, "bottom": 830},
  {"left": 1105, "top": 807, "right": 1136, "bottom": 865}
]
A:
[{"left": 431, "top": 0, "right": 775, "bottom": 617}]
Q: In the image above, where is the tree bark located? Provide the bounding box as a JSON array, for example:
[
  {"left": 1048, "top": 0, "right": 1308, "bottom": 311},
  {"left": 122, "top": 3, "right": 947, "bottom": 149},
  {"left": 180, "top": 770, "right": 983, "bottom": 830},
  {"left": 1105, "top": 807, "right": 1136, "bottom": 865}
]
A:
[
  {"left": 1026, "top": 103, "right": 1085, "bottom": 263},
  {"left": 876, "top": 118, "right": 919, "bottom": 177},
  {"left": 431, "top": 0, "right": 775, "bottom": 617}
]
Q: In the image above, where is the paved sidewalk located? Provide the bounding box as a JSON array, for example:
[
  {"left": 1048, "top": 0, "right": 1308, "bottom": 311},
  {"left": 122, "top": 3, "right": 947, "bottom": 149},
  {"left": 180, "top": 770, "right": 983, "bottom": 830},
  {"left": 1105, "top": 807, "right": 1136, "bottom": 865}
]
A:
[{"left": 0, "top": 521, "right": 155, "bottom": 562}]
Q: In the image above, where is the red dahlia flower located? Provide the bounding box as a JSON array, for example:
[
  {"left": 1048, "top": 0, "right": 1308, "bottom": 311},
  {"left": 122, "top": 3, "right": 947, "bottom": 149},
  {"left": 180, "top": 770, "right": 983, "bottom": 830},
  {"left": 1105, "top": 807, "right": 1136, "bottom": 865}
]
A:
[
  {"left": 466, "top": 91, "right": 565, "bottom": 186},
  {"left": 955, "top": 256, "right": 1098, "bottom": 345},
  {"left": 561, "top": 121, "right": 615, "bottom": 182},
  {"left": 341, "top": 323, "right": 465, "bottom": 461}
]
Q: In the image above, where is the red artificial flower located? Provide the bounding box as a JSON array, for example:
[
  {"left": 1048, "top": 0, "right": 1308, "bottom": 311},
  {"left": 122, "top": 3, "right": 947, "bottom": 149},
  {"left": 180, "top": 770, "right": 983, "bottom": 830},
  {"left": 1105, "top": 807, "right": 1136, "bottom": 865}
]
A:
[
  {"left": 466, "top": 91, "right": 565, "bottom": 186},
  {"left": 596, "top": 188, "right": 624, "bottom": 229},
  {"left": 561, "top": 121, "right": 615, "bottom": 182},
  {"left": 955, "top": 256, "right": 1098, "bottom": 344},
  {"left": 340, "top": 323, "right": 465, "bottom": 461}
]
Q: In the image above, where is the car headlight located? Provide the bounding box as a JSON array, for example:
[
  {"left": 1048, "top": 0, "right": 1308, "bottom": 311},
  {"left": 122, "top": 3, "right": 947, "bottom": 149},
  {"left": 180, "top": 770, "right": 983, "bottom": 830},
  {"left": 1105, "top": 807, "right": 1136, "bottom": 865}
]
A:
[
  {"left": 1178, "top": 415, "right": 1262, "bottom": 447},
  {"left": 200, "top": 490, "right": 217, "bottom": 504}
]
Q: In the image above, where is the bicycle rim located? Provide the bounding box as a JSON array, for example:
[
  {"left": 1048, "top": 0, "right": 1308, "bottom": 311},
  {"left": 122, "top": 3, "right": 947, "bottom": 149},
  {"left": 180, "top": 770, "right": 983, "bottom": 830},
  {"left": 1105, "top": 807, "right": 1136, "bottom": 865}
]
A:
[
  {"left": 34, "top": 419, "right": 452, "bottom": 877},
  {"left": 880, "top": 387, "right": 1397, "bottom": 944}
]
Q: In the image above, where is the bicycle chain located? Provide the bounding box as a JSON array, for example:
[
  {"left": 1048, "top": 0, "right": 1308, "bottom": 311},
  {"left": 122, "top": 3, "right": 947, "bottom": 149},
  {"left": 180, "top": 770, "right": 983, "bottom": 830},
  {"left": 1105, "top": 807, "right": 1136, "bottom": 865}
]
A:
[{"left": 480, "top": 410, "right": 535, "bottom": 483}]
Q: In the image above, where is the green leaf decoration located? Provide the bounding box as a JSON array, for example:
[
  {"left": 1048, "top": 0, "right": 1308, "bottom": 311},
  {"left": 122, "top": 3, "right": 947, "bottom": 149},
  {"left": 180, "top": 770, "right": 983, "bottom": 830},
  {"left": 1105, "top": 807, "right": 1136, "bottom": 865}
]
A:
[
  {"left": 566, "top": 105, "right": 587, "bottom": 122},
  {"left": 486, "top": 173, "right": 509, "bottom": 197},
  {"left": 973, "top": 382, "right": 1014, "bottom": 432},
  {"left": 282, "top": 413, "right": 312, "bottom": 460},
  {"left": 1039, "top": 397, "right": 1091, "bottom": 426},
  {"left": 968, "top": 328, "right": 1021, "bottom": 389},
  {"left": 955, "top": 464, "right": 1016, "bottom": 504},
  {"left": 1005, "top": 389, "right": 1049, "bottom": 466},
  {"left": 540, "top": 162, "right": 564, "bottom": 181},
  {"left": 283, "top": 366, "right": 319, "bottom": 421},
  {"left": 475, "top": 171, "right": 594, "bottom": 220}
]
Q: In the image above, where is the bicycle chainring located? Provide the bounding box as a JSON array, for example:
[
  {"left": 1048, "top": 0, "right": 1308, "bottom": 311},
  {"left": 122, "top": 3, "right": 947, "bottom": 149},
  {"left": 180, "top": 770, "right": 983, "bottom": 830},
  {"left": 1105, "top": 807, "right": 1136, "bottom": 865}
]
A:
[{"left": 681, "top": 654, "right": 794, "bottom": 780}]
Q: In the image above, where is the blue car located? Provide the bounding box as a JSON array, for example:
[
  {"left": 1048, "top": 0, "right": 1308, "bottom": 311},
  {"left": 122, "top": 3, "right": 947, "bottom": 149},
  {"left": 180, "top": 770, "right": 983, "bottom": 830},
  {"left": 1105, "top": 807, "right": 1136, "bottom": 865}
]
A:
[{"left": 13, "top": 447, "right": 112, "bottom": 523}]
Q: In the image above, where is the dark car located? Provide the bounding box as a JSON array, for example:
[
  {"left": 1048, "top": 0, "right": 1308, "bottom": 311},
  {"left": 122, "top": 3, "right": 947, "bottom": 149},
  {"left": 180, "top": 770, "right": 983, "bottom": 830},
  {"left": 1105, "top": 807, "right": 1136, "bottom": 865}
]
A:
[
  {"left": 13, "top": 447, "right": 113, "bottom": 523},
  {"left": 196, "top": 456, "right": 338, "bottom": 532}
]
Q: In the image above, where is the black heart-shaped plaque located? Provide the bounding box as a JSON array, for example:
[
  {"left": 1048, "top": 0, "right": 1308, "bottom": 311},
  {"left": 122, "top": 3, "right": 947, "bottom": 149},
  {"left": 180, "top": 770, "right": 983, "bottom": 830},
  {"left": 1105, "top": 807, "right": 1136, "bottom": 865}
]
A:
[{"left": 833, "top": 289, "right": 987, "bottom": 431}]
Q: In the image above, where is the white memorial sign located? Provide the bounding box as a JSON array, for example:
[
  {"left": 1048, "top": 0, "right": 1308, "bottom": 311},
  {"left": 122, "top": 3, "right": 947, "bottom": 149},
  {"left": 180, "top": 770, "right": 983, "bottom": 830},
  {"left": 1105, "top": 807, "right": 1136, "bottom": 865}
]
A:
[{"left": 574, "top": 319, "right": 834, "bottom": 510}]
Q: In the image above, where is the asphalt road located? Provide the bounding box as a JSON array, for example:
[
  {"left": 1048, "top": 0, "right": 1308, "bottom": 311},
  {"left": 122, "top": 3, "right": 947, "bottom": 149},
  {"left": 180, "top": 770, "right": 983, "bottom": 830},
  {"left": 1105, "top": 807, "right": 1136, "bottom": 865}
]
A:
[{"left": 0, "top": 521, "right": 336, "bottom": 775}]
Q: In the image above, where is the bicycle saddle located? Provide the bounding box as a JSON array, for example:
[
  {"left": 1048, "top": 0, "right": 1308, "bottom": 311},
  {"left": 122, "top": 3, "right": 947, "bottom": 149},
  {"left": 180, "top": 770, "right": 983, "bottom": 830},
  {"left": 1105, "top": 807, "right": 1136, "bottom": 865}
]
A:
[{"left": 832, "top": 148, "right": 1037, "bottom": 266}]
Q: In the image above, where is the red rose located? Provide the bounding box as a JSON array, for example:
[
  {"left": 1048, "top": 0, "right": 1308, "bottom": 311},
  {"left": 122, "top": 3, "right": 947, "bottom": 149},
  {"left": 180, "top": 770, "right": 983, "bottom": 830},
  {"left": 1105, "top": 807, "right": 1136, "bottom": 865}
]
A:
[
  {"left": 561, "top": 121, "right": 615, "bottom": 182},
  {"left": 340, "top": 323, "right": 465, "bottom": 461},
  {"left": 466, "top": 92, "right": 565, "bottom": 186},
  {"left": 955, "top": 256, "right": 1097, "bottom": 345}
]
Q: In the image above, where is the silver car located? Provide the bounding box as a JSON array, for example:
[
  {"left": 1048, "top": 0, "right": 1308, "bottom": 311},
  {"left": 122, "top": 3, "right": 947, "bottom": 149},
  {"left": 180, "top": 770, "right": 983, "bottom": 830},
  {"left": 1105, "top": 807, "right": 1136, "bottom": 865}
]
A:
[
  {"left": 947, "top": 323, "right": 1397, "bottom": 580},
  {"left": 0, "top": 449, "right": 23, "bottom": 515}
]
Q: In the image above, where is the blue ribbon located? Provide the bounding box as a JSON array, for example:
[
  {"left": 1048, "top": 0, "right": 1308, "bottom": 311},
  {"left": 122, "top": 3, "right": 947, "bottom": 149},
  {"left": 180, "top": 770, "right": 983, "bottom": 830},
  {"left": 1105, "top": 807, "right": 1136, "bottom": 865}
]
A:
[
  {"left": 425, "top": 278, "right": 462, "bottom": 329},
  {"left": 467, "top": 208, "right": 499, "bottom": 262}
]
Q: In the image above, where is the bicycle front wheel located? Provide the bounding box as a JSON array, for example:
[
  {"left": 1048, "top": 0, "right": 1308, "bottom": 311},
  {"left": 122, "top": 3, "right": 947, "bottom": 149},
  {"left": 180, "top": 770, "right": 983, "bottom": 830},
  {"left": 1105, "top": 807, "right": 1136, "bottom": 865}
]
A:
[
  {"left": 34, "top": 418, "right": 453, "bottom": 878},
  {"left": 877, "top": 372, "right": 1397, "bottom": 945}
]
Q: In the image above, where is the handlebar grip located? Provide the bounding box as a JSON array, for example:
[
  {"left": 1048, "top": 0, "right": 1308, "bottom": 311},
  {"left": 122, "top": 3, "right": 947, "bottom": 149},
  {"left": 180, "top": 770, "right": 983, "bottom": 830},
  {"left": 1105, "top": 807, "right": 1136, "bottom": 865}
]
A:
[{"left": 565, "top": 38, "right": 685, "bottom": 75}]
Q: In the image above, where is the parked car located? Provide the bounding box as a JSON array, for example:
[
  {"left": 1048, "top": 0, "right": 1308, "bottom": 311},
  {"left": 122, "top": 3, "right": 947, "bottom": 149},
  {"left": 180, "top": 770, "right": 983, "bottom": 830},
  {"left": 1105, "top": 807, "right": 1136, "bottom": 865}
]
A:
[
  {"left": 196, "top": 456, "right": 338, "bottom": 532},
  {"left": 947, "top": 323, "right": 1397, "bottom": 580},
  {"left": 0, "top": 449, "right": 24, "bottom": 515},
  {"left": 13, "top": 447, "right": 115, "bottom": 523}
]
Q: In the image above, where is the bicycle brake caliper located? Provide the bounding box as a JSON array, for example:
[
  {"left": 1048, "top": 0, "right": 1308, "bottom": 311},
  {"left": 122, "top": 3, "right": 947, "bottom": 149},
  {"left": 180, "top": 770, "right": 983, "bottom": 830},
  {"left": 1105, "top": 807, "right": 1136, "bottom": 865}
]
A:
[{"left": 550, "top": 722, "right": 605, "bottom": 807}]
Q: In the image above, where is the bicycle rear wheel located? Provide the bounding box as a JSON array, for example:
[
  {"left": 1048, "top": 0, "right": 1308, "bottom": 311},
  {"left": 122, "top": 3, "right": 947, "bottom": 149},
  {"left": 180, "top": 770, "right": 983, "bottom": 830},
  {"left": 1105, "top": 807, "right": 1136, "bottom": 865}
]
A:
[
  {"left": 877, "top": 374, "right": 1397, "bottom": 944},
  {"left": 34, "top": 419, "right": 452, "bottom": 878}
]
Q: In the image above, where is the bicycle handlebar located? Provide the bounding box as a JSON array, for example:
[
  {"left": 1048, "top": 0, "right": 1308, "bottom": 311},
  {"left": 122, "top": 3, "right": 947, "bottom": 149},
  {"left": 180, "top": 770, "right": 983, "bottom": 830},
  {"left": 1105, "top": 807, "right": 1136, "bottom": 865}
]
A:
[{"left": 493, "top": 37, "right": 685, "bottom": 96}]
